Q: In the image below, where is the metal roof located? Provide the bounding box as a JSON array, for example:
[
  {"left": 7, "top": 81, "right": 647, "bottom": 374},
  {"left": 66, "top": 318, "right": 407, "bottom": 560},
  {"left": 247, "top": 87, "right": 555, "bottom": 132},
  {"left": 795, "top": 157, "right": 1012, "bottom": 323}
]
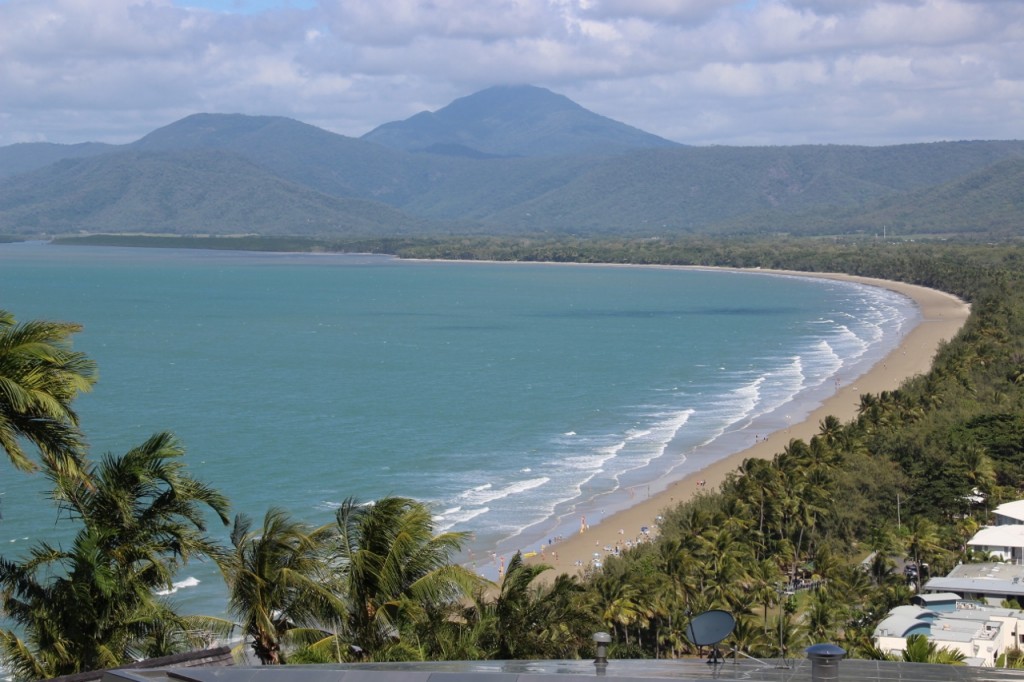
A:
[
  {"left": 100, "top": 657, "right": 1024, "bottom": 682},
  {"left": 994, "top": 501, "right": 1024, "bottom": 523},
  {"left": 916, "top": 593, "right": 965, "bottom": 604},
  {"left": 969, "top": 527, "right": 1024, "bottom": 547},
  {"left": 48, "top": 647, "right": 235, "bottom": 682},
  {"left": 925, "top": 563, "right": 1024, "bottom": 598},
  {"left": 926, "top": 577, "right": 1024, "bottom": 598}
]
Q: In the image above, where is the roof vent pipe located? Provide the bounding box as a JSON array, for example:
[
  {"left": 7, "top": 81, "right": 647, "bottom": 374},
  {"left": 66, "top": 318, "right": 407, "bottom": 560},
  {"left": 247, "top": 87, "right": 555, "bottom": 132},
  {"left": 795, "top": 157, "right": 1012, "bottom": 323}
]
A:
[
  {"left": 805, "top": 643, "right": 846, "bottom": 682},
  {"left": 593, "top": 632, "right": 611, "bottom": 676}
]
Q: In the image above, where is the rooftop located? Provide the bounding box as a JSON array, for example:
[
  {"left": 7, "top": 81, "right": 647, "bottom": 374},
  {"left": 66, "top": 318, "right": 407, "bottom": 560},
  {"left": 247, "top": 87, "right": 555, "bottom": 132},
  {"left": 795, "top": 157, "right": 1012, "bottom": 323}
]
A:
[
  {"left": 926, "top": 563, "right": 1024, "bottom": 597},
  {"left": 994, "top": 501, "right": 1024, "bottom": 523},
  {"left": 946, "top": 564, "right": 1024, "bottom": 581},
  {"left": 100, "top": 657, "right": 1024, "bottom": 682},
  {"left": 969, "top": 527, "right": 1024, "bottom": 547},
  {"left": 916, "top": 593, "right": 967, "bottom": 604}
]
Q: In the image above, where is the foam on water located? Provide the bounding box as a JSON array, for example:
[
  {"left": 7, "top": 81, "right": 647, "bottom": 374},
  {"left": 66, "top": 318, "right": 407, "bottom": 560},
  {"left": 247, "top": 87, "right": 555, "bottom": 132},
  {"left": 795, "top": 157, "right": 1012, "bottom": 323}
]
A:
[
  {"left": 479, "top": 280, "right": 917, "bottom": 567},
  {"left": 434, "top": 506, "right": 490, "bottom": 533},
  {"left": 457, "top": 477, "right": 550, "bottom": 506},
  {"left": 155, "top": 576, "right": 201, "bottom": 596}
]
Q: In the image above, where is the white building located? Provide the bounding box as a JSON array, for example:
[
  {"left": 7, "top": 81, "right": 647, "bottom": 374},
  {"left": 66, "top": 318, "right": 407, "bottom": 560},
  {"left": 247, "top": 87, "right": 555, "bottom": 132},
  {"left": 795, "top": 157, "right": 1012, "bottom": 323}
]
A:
[
  {"left": 925, "top": 562, "right": 1024, "bottom": 604},
  {"left": 967, "top": 526, "right": 1024, "bottom": 563},
  {"left": 873, "top": 597, "right": 1024, "bottom": 666},
  {"left": 995, "top": 500, "right": 1024, "bottom": 526},
  {"left": 961, "top": 499, "right": 1024, "bottom": 564}
]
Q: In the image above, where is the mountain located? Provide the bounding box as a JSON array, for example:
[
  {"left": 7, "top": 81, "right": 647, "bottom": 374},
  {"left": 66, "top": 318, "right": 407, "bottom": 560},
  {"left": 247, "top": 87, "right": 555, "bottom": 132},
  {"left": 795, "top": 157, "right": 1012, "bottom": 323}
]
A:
[
  {"left": 792, "top": 156, "right": 1024, "bottom": 238},
  {"left": 472, "top": 142, "right": 1024, "bottom": 234},
  {"left": 362, "top": 85, "right": 679, "bottom": 157},
  {"left": 0, "top": 85, "right": 1022, "bottom": 239},
  {"left": 0, "top": 141, "right": 114, "bottom": 178},
  {"left": 0, "top": 149, "right": 428, "bottom": 236},
  {"left": 129, "top": 113, "right": 431, "bottom": 202}
]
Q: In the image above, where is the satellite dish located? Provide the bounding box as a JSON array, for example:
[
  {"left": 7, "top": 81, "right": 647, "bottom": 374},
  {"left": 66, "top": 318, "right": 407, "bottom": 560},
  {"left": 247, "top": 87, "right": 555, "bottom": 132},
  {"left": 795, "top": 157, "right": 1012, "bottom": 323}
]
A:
[
  {"left": 686, "top": 609, "right": 735, "bottom": 664},
  {"left": 686, "top": 609, "right": 735, "bottom": 646}
]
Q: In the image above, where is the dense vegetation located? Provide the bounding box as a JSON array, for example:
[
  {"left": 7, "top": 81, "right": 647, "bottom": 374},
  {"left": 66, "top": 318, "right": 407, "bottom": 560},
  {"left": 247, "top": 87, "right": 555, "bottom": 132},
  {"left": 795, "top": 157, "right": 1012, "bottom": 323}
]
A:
[{"left": 3, "top": 237, "right": 1024, "bottom": 677}]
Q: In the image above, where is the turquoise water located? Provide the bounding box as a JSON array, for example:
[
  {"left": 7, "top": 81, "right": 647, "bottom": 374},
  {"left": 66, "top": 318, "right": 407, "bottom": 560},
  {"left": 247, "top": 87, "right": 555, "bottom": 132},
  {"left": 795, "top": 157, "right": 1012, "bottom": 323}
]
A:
[{"left": 0, "top": 242, "right": 918, "bottom": 614}]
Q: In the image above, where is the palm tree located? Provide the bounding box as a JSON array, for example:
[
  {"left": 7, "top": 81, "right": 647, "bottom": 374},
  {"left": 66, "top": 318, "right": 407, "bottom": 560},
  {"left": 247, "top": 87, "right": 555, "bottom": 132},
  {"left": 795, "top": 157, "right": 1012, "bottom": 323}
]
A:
[
  {"left": 226, "top": 508, "right": 340, "bottom": 664},
  {"left": 866, "top": 552, "right": 896, "bottom": 585},
  {"left": 657, "top": 537, "right": 701, "bottom": 609},
  {"left": 409, "top": 597, "right": 493, "bottom": 661},
  {"left": 768, "top": 609, "right": 805, "bottom": 660},
  {"left": 740, "top": 458, "right": 782, "bottom": 550},
  {"left": 901, "top": 634, "right": 966, "bottom": 664},
  {"left": 482, "top": 551, "right": 550, "bottom": 659},
  {"left": 591, "top": 569, "right": 651, "bottom": 648},
  {"left": 0, "top": 432, "right": 231, "bottom": 679},
  {"left": 693, "top": 526, "right": 752, "bottom": 611},
  {"left": 805, "top": 589, "right": 841, "bottom": 643},
  {"left": 648, "top": 574, "right": 683, "bottom": 659},
  {"left": 474, "top": 552, "right": 594, "bottom": 659},
  {"left": 901, "top": 516, "right": 946, "bottom": 592},
  {"left": 816, "top": 415, "right": 844, "bottom": 449},
  {"left": 956, "top": 444, "right": 996, "bottom": 496},
  {"left": 330, "top": 496, "right": 482, "bottom": 657},
  {"left": 0, "top": 309, "right": 97, "bottom": 476},
  {"left": 729, "top": 610, "right": 771, "bottom": 659},
  {"left": 748, "top": 559, "right": 783, "bottom": 622}
]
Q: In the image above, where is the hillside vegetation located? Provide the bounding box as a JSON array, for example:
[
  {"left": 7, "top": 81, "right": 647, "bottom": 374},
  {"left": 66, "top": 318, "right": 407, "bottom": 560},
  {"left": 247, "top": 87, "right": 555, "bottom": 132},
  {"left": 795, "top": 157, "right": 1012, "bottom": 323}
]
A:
[{"left": 0, "top": 86, "right": 1022, "bottom": 238}]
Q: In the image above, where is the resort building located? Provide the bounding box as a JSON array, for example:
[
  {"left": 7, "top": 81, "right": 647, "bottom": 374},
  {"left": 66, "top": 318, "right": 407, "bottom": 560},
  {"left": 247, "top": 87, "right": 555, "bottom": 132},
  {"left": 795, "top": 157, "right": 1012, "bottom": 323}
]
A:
[
  {"left": 924, "top": 562, "right": 1024, "bottom": 604},
  {"left": 872, "top": 596, "right": 1024, "bottom": 666},
  {"left": 960, "top": 499, "right": 1024, "bottom": 564},
  {"left": 994, "top": 501, "right": 1024, "bottom": 526},
  {"left": 966, "top": 526, "right": 1024, "bottom": 563}
]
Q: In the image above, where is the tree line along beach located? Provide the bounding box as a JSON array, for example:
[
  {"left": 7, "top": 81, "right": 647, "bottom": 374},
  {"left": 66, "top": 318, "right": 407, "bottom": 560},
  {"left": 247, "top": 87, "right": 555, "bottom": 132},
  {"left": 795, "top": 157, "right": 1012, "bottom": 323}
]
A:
[
  {"left": 0, "top": 243, "right": 967, "bottom": 611},
  {"left": 522, "top": 270, "right": 970, "bottom": 582}
]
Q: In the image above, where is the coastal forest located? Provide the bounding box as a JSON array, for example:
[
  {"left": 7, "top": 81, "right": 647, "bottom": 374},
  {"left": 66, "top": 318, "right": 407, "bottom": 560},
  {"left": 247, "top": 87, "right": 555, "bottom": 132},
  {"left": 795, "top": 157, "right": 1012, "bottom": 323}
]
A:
[{"left": 3, "top": 236, "right": 1024, "bottom": 677}]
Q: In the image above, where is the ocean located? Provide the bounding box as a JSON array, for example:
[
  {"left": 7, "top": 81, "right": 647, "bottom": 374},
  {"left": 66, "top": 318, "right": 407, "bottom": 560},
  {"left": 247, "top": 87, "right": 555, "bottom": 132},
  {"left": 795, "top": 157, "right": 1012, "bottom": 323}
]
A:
[{"left": 0, "top": 241, "right": 918, "bottom": 615}]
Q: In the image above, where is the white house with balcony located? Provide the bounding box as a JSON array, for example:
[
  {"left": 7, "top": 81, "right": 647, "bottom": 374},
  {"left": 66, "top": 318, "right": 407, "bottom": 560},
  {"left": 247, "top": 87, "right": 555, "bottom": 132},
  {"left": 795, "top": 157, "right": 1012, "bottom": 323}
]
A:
[
  {"left": 967, "top": 525, "right": 1024, "bottom": 563},
  {"left": 962, "top": 499, "right": 1024, "bottom": 564}
]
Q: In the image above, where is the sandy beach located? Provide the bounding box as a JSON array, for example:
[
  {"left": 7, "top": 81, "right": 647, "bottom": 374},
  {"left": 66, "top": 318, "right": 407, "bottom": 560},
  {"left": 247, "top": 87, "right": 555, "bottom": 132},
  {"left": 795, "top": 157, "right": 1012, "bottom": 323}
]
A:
[{"left": 521, "top": 269, "right": 971, "bottom": 580}]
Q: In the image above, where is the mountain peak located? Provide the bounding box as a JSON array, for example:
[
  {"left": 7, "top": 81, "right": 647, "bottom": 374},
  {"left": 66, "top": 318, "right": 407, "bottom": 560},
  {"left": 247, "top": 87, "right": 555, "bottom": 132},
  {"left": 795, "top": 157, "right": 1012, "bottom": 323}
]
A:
[
  {"left": 130, "top": 113, "right": 316, "bottom": 151},
  {"left": 445, "top": 85, "right": 584, "bottom": 116},
  {"left": 362, "top": 84, "right": 678, "bottom": 158}
]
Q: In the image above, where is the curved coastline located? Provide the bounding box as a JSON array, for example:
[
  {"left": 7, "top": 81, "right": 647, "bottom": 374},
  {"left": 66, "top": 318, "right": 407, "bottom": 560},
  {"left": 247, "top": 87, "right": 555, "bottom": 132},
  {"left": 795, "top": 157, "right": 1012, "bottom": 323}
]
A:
[{"left": 519, "top": 267, "right": 971, "bottom": 579}]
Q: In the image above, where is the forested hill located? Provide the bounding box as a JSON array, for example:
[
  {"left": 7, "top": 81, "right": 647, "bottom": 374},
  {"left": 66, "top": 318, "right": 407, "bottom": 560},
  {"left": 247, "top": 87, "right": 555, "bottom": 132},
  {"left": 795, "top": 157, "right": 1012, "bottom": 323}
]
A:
[
  {"left": 361, "top": 84, "right": 679, "bottom": 157},
  {"left": 1, "top": 85, "right": 1022, "bottom": 239}
]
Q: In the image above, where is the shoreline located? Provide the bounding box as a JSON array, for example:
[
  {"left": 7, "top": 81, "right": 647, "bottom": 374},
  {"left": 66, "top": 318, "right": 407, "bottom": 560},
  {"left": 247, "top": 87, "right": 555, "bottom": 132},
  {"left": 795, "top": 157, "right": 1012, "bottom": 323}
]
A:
[
  {"left": 8, "top": 243, "right": 972, "bottom": 584},
  {"left": 516, "top": 267, "right": 971, "bottom": 581}
]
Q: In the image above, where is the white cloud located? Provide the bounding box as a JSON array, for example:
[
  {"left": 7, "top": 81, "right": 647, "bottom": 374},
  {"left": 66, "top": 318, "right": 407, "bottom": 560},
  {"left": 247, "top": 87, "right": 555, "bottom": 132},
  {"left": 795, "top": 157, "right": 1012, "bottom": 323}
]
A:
[
  {"left": 318, "top": 0, "right": 555, "bottom": 45},
  {"left": 0, "top": 0, "right": 1021, "bottom": 145}
]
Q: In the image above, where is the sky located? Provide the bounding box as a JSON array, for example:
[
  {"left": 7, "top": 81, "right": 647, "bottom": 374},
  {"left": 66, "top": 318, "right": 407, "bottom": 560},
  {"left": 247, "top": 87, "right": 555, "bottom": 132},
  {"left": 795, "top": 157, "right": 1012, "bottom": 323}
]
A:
[{"left": 1, "top": 0, "right": 1022, "bottom": 147}]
